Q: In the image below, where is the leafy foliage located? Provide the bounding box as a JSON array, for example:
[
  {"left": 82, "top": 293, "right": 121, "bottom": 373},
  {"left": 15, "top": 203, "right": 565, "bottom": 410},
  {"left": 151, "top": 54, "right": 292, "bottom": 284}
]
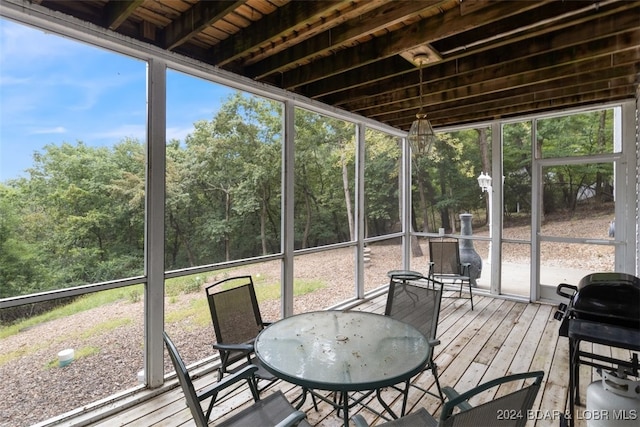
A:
[{"left": 0, "top": 94, "right": 615, "bottom": 301}]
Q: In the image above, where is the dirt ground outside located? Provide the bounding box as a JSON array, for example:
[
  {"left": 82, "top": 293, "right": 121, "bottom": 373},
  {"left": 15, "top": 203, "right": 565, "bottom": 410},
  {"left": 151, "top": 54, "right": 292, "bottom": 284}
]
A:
[{"left": 0, "top": 210, "right": 617, "bottom": 427}]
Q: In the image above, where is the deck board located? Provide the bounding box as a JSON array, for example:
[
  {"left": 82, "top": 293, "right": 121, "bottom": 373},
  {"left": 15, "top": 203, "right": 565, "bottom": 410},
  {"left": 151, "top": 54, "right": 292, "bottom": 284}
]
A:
[{"left": 64, "top": 293, "right": 614, "bottom": 427}]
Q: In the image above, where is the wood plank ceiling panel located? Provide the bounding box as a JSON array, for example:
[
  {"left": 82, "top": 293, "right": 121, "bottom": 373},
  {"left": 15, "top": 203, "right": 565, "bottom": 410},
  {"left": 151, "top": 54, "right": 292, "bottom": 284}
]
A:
[{"left": 19, "top": 0, "right": 640, "bottom": 130}]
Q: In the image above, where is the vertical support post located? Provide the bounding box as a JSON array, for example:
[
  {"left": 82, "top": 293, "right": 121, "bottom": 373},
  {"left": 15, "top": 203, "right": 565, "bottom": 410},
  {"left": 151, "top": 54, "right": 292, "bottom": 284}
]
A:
[
  {"left": 145, "top": 58, "right": 166, "bottom": 387},
  {"left": 618, "top": 100, "right": 638, "bottom": 275},
  {"left": 403, "top": 136, "right": 412, "bottom": 270},
  {"left": 281, "top": 101, "right": 295, "bottom": 317},
  {"left": 635, "top": 92, "right": 640, "bottom": 278},
  {"left": 531, "top": 119, "right": 541, "bottom": 302},
  {"left": 354, "top": 124, "right": 366, "bottom": 299},
  {"left": 490, "top": 121, "right": 502, "bottom": 295}
]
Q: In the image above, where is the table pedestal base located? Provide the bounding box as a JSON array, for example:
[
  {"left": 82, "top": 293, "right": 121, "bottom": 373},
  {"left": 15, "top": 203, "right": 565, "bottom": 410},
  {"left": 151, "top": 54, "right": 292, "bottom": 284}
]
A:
[{"left": 294, "top": 384, "right": 410, "bottom": 426}]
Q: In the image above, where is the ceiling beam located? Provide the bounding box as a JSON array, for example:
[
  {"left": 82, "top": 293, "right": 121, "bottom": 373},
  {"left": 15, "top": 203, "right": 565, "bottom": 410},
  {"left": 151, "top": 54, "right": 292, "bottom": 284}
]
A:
[
  {"left": 207, "top": 1, "right": 359, "bottom": 67},
  {"left": 423, "top": 87, "right": 635, "bottom": 127},
  {"left": 163, "top": 1, "right": 247, "bottom": 51},
  {"left": 365, "top": 48, "right": 640, "bottom": 124},
  {"left": 106, "top": 0, "right": 143, "bottom": 31},
  {"left": 381, "top": 61, "right": 639, "bottom": 128},
  {"left": 255, "top": 0, "right": 556, "bottom": 88},
  {"left": 301, "top": 3, "right": 640, "bottom": 106},
  {"left": 246, "top": 1, "right": 443, "bottom": 79},
  {"left": 429, "top": 79, "right": 637, "bottom": 125},
  {"left": 341, "top": 29, "right": 640, "bottom": 115}
]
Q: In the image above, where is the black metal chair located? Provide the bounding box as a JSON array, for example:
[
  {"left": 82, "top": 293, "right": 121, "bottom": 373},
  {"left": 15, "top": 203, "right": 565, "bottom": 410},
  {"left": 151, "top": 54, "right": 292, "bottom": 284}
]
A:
[
  {"left": 163, "top": 331, "right": 309, "bottom": 427},
  {"left": 205, "top": 275, "right": 276, "bottom": 391},
  {"left": 384, "top": 275, "right": 445, "bottom": 412},
  {"left": 428, "top": 240, "right": 474, "bottom": 309},
  {"left": 352, "top": 371, "right": 544, "bottom": 427}
]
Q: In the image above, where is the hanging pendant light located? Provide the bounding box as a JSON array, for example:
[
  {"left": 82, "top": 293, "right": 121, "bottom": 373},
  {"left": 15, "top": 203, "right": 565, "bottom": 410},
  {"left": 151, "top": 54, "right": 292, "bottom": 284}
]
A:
[{"left": 408, "top": 54, "right": 436, "bottom": 156}]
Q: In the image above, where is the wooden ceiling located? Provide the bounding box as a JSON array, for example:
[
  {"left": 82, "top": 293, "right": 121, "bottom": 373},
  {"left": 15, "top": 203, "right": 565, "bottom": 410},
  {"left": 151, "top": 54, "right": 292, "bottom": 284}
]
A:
[{"left": 23, "top": 0, "right": 640, "bottom": 130}]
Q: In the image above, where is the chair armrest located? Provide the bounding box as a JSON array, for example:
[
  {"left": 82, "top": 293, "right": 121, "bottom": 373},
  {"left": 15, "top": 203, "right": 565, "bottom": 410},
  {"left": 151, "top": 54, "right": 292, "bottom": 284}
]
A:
[
  {"left": 274, "top": 410, "right": 308, "bottom": 427},
  {"left": 441, "top": 371, "right": 545, "bottom": 421},
  {"left": 198, "top": 364, "right": 259, "bottom": 400},
  {"left": 350, "top": 414, "right": 371, "bottom": 427},
  {"left": 441, "top": 386, "right": 474, "bottom": 411},
  {"left": 213, "top": 343, "right": 254, "bottom": 352}
]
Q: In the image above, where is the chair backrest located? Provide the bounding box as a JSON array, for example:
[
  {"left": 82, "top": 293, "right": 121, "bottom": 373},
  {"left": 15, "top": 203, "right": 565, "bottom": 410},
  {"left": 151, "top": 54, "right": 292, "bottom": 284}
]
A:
[
  {"left": 441, "top": 371, "right": 545, "bottom": 427},
  {"left": 385, "top": 278, "right": 442, "bottom": 358},
  {"left": 429, "top": 240, "right": 462, "bottom": 275},
  {"left": 205, "top": 275, "right": 264, "bottom": 346},
  {"left": 163, "top": 331, "right": 209, "bottom": 427}
]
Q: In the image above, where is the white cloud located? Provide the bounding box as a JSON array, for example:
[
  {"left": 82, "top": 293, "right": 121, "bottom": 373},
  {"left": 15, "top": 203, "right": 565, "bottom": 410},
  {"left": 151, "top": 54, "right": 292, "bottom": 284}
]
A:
[
  {"left": 166, "top": 125, "right": 194, "bottom": 142},
  {"left": 1, "top": 19, "right": 146, "bottom": 113},
  {"left": 30, "top": 126, "right": 67, "bottom": 135},
  {"left": 0, "top": 19, "right": 78, "bottom": 68},
  {"left": 0, "top": 75, "right": 32, "bottom": 86},
  {"left": 90, "top": 124, "right": 146, "bottom": 142}
]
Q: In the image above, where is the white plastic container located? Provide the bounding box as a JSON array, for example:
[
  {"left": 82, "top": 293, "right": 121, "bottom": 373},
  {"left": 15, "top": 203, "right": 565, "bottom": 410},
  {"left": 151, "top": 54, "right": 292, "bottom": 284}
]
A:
[
  {"left": 586, "top": 370, "right": 640, "bottom": 426},
  {"left": 58, "top": 349, "right": 74, "bottom": 367}
]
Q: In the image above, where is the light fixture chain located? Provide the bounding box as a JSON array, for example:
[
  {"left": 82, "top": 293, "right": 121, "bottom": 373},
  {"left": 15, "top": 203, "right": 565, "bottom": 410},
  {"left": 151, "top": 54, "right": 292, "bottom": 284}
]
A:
[{"left": 418, "top": 60, "right": 424, "bottom": 114}]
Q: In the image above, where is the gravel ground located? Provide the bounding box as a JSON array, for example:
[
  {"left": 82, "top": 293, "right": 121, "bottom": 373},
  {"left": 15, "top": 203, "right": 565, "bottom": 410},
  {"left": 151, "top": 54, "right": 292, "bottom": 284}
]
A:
[
  {"left": 0, "top": 212, "right": 615, "bottom": 427},
  {"left": 0, "top": 249, "right": 389, "bottom": 427}
]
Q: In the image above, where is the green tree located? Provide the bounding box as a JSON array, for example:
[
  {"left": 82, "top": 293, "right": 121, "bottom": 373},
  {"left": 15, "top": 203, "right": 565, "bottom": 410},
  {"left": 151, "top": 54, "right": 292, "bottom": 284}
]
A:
[
  {"left": 183, "top": 92, "right": 282, "bottom": 262},
  {"left": 165, "top": 138, "right": 201, "bottom": 268},
  {"left": 294, "top": 109, "right": 354, "bottom": 248},
  {"left": 412, "top": 129, "right": 485, "bottom": 233},
  {"left": 364, "top": 130, "right": 401, "bottom": 237},
  {"left": 503, "top": 121, "right": 532, "bottom": 216},
  {"left": 537, "top": 111, "right": 614, "bottom": 213},
  {"left": 3, "top": 140, "right": 145, "bottom": 296},
  {"left": 0, "top": 184, "right": 45, "bottom": 297}
]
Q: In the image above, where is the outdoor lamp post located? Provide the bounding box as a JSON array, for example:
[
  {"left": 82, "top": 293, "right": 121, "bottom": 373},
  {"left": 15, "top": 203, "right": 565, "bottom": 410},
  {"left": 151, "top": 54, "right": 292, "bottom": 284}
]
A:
[
  {"left": 477, "top": 172, "right": 493, "bottom": 262},
  {"left": 477, "top": 172, "right": 492, "bottom": 193}
]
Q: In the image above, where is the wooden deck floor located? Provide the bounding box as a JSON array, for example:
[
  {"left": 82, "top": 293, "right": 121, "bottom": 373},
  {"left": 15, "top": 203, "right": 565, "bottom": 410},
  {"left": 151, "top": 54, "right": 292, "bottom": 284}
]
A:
[{"left": 67, "top": 291, "right": 634, "bottom": 427}]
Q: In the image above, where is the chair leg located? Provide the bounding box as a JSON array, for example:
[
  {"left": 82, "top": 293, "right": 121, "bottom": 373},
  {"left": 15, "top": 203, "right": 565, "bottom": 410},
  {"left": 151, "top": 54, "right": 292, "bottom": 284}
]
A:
[
  {"left": 334, "top": 391, "right": 343, "bottom": 418},
  {"left": 252, "top": 376, "right": 261, "bottom": 397},
  {"left": 400, "top": 379, "right": 410, "bottom": 416},
  {"left": 431, "top": 362, "right": 444, "bottom": 403},
  {"left": 204, "top": 391, "right": 219, "bottom": 422},
  {"left": 248, "top": 377, "right": 260, "bottom": 401},
  {"left": 217, "top": 351, "right": 232, "bottom": 382}
]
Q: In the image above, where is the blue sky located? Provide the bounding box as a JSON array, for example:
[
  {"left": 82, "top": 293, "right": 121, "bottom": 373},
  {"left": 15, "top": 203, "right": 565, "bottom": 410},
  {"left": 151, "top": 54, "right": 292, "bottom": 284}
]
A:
[{"left": 0, "top": 18, "right": 233, "bottom": 182}]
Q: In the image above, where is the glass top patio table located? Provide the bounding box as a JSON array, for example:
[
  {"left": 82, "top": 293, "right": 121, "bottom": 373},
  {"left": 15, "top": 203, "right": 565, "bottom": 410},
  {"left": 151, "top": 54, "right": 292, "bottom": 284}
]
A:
[
  {"left": 387, "top": 269, "right": 424, "bottom": 282},
  {"left": 254, "top": 310, "right": 430, "bottom": 424}
]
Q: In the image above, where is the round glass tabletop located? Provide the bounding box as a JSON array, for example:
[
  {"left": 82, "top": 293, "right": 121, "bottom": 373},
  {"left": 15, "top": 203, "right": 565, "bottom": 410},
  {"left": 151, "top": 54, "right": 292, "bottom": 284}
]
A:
[
  {"left": 386, "top": 269, "right": 424, "bottom": 281},
  {"left": 254, "top": 310, "right": 429, "bottom": 392}
]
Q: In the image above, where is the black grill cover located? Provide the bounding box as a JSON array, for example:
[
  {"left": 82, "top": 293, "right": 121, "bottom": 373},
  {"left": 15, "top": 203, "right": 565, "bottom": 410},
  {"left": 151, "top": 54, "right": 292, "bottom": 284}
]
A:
[{"left": 557, "top": 272, "right": 640, "bottom": 330}]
